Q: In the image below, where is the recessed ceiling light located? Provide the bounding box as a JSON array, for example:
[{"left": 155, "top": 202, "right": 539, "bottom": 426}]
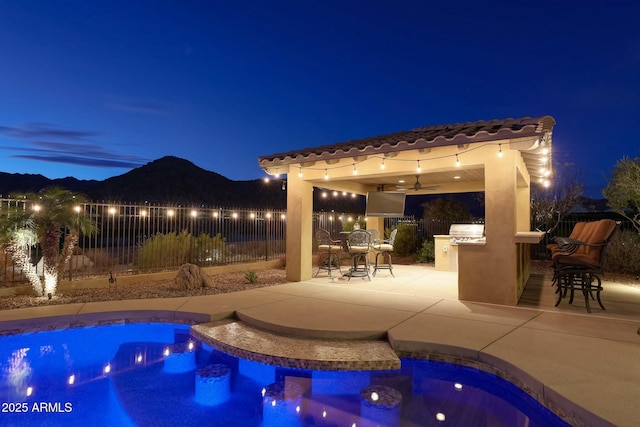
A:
[
  {"left": 453, "top": 176, "right": 461, "bottom": 179},
  {"left": 398, "top": 179, "right": 405, "bottom": 183}
]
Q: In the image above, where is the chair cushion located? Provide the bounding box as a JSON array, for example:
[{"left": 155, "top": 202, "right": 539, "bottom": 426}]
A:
[
  {"left": 584, "top": 219, "right": 617, "bottom": 256},
  {"left": 349, "top": 245, "right": 369, "bottom": 253},
  {"left": 556, "top": 252, "right": 600, "bottom": 269},
  {"left": 374, "top": 244, "right": 393, "bottom": 251},
  {"left": 318, "top": 244, "right": 342, "bottom": 251}
]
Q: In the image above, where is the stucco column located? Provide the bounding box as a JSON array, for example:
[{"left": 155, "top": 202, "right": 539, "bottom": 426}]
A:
[
  {"left": 458, "top": 149, "right": 519, "bottom": 305},
  {"left": 367, "top": 216, "right": 385, "bottom": 236},
  {"left": 285, "top": 173, "right": 314, "bottom": 282}
]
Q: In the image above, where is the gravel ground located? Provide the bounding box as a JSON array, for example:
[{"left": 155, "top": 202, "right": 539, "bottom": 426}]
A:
[{"left": 0, "top": 269, "right": 289, "bottom": 311}]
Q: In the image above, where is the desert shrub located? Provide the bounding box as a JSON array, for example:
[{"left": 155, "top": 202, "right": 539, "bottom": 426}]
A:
[
  {"left": 342, "top": 216, "right": 366, "bottom": 232},
  {"left": 86, "top": 248, "right": 117, "bottom": 272},
  {"left": 604, "top": 230, "right": 640, "bottom": 275},
  {"left": 391, "top": 224, "right": 419, "bottom": 256},
  {"left": 192, "top": 233, "right": 228, "bottom": 265},
  {"left": 416, "top": 240, "right": 435, "bottom": 263},
  {"left": 137, "top": 231, "right": 228, "bottom": 270},
  {"left": 245, "top": 270, "right": 258, "bottom": 283}
]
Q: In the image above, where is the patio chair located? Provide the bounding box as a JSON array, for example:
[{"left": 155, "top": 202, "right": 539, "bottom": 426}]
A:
[
  {"left": 367, "top": 228, "right": 381, "bottom": 245},
  {"left": 547, "top": 221, "right": 588, "bottom": 259},
  {"left": 547, "top": 221, "right": 589, "bottom": 286},
  {"left": 373, "top": 228, "right": 398, "bottom": 277},
  {"left": 346, "top": 229, "right": 372, "bottom": 281},
  {"left": 314, "top": 229, "right": 343, "bottom": 278},
  {"left": 552, "top": 219, "right": 619, "bottom": 312}
]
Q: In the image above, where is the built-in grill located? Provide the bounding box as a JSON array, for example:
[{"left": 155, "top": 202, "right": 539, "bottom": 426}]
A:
[{"left": 449, "top": 223, "right": 485, "bottom": 245}]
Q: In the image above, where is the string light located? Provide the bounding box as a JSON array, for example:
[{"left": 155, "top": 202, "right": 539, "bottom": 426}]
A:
[{"left": 266, "top": 140, "right": 551, "bottom": 187}]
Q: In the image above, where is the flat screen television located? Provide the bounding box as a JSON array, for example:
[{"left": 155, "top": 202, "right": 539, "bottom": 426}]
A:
[{"left": 365, "top": 191, "right": 406, "bottom": 217}]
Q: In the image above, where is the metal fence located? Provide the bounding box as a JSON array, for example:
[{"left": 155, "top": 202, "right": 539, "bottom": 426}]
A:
[
  {"left": 1, "top": 196, "right": 634, "bottom": 285},
  {"left": 0, "top": 200, "right": 288, "bottom": 284}
]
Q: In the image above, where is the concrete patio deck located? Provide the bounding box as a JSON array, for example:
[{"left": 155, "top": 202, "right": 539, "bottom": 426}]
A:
[{"left": 0, "top": 265, "right": 638, "bottom": 426}]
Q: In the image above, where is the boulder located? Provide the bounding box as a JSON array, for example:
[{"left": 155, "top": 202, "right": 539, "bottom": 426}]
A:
[{"left": 175, "top": 263, "right": 213, "bottom": 289}]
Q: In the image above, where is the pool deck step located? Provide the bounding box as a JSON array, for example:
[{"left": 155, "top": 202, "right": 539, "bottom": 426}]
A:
[{"left": 191, "top": 319, "right": 401, "bottom": 371}]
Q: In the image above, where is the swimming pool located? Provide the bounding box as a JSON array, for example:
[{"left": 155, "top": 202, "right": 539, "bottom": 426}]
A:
[{"left": 0, "top": 322, "right": 569, "bottom": 426}]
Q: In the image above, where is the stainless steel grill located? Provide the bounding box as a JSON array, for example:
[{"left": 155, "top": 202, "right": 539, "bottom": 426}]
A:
[{"left": 449, "top": 224, "right": 485, "bottom": 245}]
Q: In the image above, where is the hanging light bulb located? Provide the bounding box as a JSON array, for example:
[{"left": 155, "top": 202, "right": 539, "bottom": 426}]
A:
[
  {"left": 416, "top": 160, "right": 422, "bottom": 173},
  {"left": 324, "top": 169, "right": 329, "bottom": 180},
  {"left": 298, "top": 167, "right": 303, "bottom": 178},
  {"left": 498, "top": 144, "right": 503, "bottom": 158},
  {"left": 353, "top": 163, "right": 358, "bottom": 175},
  {"left": 380, "top": 158, "right": 385, "bottom": 169},
  {"left": 455, "top": 154, "right": 461, "bottom": 167}
]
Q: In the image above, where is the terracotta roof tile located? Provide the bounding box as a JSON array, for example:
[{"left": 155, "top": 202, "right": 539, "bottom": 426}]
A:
[{"left": 258, "top": 115, "right": 554, "bottom": 167}]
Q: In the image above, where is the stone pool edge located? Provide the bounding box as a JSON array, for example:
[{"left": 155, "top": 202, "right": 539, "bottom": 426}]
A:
[{"left": 0, "top": 308, "right": 612, "bottom": 427}]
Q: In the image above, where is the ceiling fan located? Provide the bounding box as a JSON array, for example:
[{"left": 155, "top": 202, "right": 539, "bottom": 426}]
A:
[{"left": 396, "top": 175, "right": 440, "bottom": 192}]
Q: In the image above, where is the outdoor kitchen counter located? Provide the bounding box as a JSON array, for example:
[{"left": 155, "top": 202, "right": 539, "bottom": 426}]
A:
[{"left": 514, "top": 231, "right": 545, "bottom": 244}]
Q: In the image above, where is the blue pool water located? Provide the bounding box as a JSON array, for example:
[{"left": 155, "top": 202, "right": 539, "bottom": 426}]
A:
[{"left": 0, "top": 322, "right": 570, "bottom": 426}]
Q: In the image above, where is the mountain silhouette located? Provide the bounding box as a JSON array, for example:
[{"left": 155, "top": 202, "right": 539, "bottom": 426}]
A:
[{"left": 0, "top": 156, "right": 364, "bottom": 211}]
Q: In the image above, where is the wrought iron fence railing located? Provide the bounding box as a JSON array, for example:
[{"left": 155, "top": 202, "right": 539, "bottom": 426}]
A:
[
  {"left": 1, "top": 196, "right": 633, "bottom": 285},
  {"left": 0, "top": 200, "right": 289, "bottom": 284}
]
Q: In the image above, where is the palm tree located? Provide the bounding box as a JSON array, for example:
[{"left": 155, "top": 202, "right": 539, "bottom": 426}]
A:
[{"left": 0, "top": 187, "right": 96, "bottom": 298}]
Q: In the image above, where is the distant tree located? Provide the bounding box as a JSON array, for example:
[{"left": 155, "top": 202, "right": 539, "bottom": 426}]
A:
[
  {"left": 603, "top": 156, "right": 640, "bottom": 234},
  {"left": 530, "top": 173, "right": 583, "bottom": 234},
  {"left": 0, "top": 187, "right": 96, "bottom": 298},
  {"left": 421, "top": 197, "right": 472, "bottom": 237},
  {"left": 421, "top": 197, "right": 472, "bottom": 222}
]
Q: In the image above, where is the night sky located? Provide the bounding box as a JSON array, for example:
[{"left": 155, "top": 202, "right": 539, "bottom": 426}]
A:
[{"left": 1, "top": 0, "right": 638, "bottom": 198}]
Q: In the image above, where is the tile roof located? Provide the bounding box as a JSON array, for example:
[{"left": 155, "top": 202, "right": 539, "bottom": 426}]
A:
[{"left": 258, "top": 115, "right": 555, "bottom": 167}]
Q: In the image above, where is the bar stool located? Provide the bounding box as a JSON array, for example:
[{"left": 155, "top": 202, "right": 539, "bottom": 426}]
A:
[
  {"left": 315, "top": 229, "right": 342, "bottom": 278},
  {"left": 373, "top": 229, "right": 397, "bottom": 277},
  {"left": 346, "top": 229, "right": 371, "bottom": 281}
]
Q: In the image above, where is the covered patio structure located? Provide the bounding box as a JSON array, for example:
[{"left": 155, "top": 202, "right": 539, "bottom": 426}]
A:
[{"left": 258, "top": 116, "right": 555, "bottom": 305}]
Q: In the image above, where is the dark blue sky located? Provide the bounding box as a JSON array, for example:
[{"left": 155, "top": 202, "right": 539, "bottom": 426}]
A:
[{"left": 1, "top": 1, "right": 638, "bottom": 198}]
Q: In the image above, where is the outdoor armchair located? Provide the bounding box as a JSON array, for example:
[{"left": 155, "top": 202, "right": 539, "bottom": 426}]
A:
[{"left": 552, "top": 219, "right": 619, "bottom": 312}]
